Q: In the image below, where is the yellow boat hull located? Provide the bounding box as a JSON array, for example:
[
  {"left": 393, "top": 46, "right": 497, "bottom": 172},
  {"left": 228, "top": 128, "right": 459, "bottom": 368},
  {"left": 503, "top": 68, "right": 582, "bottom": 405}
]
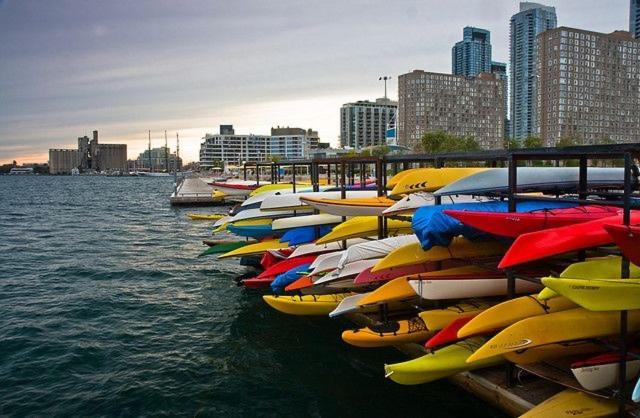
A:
[
  {"left": 542, "top": 277, "right": 640, "bottom": 311},
  {"left": 187, "top": 213, "right": 225, "bottom": 221},
  {"left": 262, "top": 294, "right": 349, "bottom": 315},
  {"left": 341, "top": 317, "right": 433, "bottom": 348},
  {"left": 503, "top": 341, "right": 604, "bottom": 365},
  {"left": 466, "top": 308, "right": 640, "bottom": 364},
  {"left": 419, "top": 302, "right": 490, "bottom": 331},
  {"left": 520, "top": 389, "right": 618, "bottom": 418},
  {"left": 372, "top": 237, "right": 506, "bottom": 272},
  {"left": 389, "top": 167, "right": 487, "bottom": 197},
  {"left": 316, "top": 216, "right": 413, "bottom": 244},
  {"left": 457, "top": 295, "right": 577, "bottom": 338},
  {"left": 358, "top": 277, "right": 418, "bottom": 305},
  {"left": 218, "top": 239, "right": 287, "bottom": 258},
  {"left": 384, "top": 337, "right": 504, "bottom": 385}
]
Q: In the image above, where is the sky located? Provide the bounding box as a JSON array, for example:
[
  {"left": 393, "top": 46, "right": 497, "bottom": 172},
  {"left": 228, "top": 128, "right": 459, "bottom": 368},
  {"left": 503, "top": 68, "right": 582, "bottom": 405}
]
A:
[{"left": 0, "top": 0, "right": 632, "bottom": 164}]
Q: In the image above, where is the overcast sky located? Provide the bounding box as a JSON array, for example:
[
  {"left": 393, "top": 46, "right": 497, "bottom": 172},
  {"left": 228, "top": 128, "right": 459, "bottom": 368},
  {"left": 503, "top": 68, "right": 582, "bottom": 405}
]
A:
[{"left": 0, "top": 0, "right": 632, "bottom": 164}]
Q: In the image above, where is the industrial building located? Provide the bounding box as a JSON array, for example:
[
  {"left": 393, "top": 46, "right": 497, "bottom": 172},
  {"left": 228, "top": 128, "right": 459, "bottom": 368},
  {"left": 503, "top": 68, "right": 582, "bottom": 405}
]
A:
[{"left": 49, "top": 130, "right": 127, "bottom": 174}]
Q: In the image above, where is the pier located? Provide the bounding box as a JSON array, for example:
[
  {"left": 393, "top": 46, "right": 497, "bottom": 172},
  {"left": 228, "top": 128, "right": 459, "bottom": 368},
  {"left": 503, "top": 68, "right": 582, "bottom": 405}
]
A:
[{"left": 170, "top": 176, "right": 227, "bottom": 206}]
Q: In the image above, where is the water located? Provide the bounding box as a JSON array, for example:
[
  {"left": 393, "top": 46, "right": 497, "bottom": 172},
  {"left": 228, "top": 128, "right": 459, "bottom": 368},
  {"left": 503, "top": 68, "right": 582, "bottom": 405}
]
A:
[{"left": 0, "top": 176, "right": 506, "bottom": 417}]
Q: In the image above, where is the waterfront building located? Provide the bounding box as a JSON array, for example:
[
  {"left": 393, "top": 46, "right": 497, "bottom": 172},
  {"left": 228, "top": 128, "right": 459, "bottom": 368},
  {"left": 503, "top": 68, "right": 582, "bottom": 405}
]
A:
[
  {"left": 510, "top": 2, "right": 557, "bottom": 140},
  {"left": 339, "top": 98, "right": 397, "bottom": 149},
  {"left": 397, "top": 70, "right": 505, "bottom": 151},
  {"left": 452, "top": 27, "right": 492, "bottom": 76},
  {"left": 534, "top": 27, "right": 640, "bottom": 146},
  {"left": 48, "top": 130, "right": 127, "bottom": 174},
  {"left": 200, "top": 125, "right": 312, "bottom": 169},
  {"left": 632, "top": 0, "right": 639, "bottom": 38},
  {"left": 491, "top": 61, "right": 509, "bottom": 138},
  {"left": 271, "top": 126, "right": 321, "bottom": 149},
  {"left": 135, "top": 147, "right": 182, "bottom": 172}
]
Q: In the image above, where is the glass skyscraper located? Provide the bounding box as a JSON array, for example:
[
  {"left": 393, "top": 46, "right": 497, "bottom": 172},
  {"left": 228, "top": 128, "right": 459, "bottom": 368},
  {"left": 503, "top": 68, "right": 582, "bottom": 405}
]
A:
[
  {"left": 452, "top": 27, "right": 492, "bottom": 76},
  {"left": 632, "top": 0, "right": 639, "bottom": 39},
  {"left": 509, "top": 2, "right": 557, "bottom": 140}
]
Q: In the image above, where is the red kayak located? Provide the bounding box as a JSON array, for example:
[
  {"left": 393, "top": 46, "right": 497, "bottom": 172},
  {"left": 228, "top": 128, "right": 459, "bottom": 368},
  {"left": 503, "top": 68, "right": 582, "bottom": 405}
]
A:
[
  {"left": 424, "top": 315, "right": 477, "bottom": 349},
  {"left": 255, "top": 255, "right": 316, "bottom": 280},
  {"left": 499, "top": 212, "right": 640, "bottom": 269},
  {"left": 285, "top": 276, "right": 314, "bottom": 291},
  {"left": 604, "top": 224, "right": 640, "bottom": 266},
  {"left": 353, "top": 260, "right": 464, "bottom": 285},
  {"left": 444, "top": 205, "right": 621, "bottom": 238}
]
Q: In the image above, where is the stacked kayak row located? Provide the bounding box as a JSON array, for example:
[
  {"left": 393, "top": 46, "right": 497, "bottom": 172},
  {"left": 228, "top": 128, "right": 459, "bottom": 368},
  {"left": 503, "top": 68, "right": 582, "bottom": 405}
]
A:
[{"left": 200, "top": 166, "right": 639, "bottom": 417}]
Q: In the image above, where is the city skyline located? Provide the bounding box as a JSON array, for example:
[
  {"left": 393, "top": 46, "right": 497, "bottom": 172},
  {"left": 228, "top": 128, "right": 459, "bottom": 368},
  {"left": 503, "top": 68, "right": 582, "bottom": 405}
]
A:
[{"left": 0, "top": 0, "right": 631, "bottom": 164}]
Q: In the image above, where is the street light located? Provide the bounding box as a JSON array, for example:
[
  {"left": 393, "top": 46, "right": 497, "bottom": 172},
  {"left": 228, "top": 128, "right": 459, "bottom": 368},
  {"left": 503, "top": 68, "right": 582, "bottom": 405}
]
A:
[{"left": 379, "top": 76, "right": 391, "bottom": 100}]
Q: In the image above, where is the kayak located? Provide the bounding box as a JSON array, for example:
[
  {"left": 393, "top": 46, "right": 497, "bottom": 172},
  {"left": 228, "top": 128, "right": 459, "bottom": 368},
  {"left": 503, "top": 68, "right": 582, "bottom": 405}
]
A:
[
  {"left": 187, "top": 213, "right": 226, "bottom": 221},
  {"left": 270, "top": 262, "right": 314, "bottom": 291},
  {"left": 372, "top": 237, "right": 506, "bottom": 272},
  {"left": 384, "top": 337, "right": 504, "bottom": 385},
  {"left": 209, "top": 180, "right": 267, "bottom": 197},
  {"left": 444, "top": 205, "right": 621, "bottom": 238},
  {"left": 418, "top": 302, "right": 491, "bottom": 331},
  {"left": 262, "top": 293, "right": 350, "bottom": 315},
  {"left": 571, "top": 350, "right": 640, "bottom": 391},
  {"left": 227, "top": 221, "right": 276, "bottom": 239},
  {"left": 254, "top": 255, "right": 317, "bottom": 281},
  {"left": 541, "top": 277, "right": 640, "bottom": 311},
  {"left": 498, "top": 213, "right": 640, "bottom": 269},
  {"left": 605, "top": 224, "right": 640, "bottom": 266},
  {"left": 388, "top": 167, "right": 488, "bottom": 197},
  {"left": 358, "top": 277, "right": 419, "bottom": 306},
  {"left": 353, "top": 263, "right": 434, "bottom": 285},
  {"left": 520, "top": 389, "right": 618, "bottom": 418},
  {"left": 271, "top": 214, "right": 344, "bottom": 231},
  {"left": 503, "top": 341, "right": 604, "bottom": 365},
  {"left": 425, "top": 315, "right": 477, "bottom": 349},
  {"left": 300, "top": 196, "right": 396, "bottom": 217},
  {"left": 341, "top": 317, "right": 433, "bottom": 348},
  {"left": 279, "top": 226, "right": 333, "bottom": 246},
  {"left": 228, "top": 208, "right": 311, "bottom": 223},
  {"left": 386, "top": 168, "right": 423, "bottom": 189},
  {"left": 288, "top": 241, "right": 345, "bottom": 258},
  {"left": 383, "top": 192, "right": 485, "bottom": 216},
  {"left": 634, "top": 377, "right": 640, "bottom": 402},
  {"left": 313, "top": 259, "right": 382, "bottom": 285},
  {"left": 261, "top": 190, "right": 378, "bottom": 212},
  {"left": 434, "top": 167, "right": 626, "bottom": 196},
  {"left": 308, "top": 251, "right": 346, "bottom": 276},
  {"left": 218, "top": 239, "right": 290, "bottom": 258},
  {"left": 457, "top": 295, "right": 577, "bottom": 339},
  {"left": 408, "top": 277, "right": 541, "bottom": 300},
  {"left": 466, "top": 308, "right": 640, "bottom": 364},
  {"left": 315, "top": 216, "right": 413, "bottom": 245},
  {"left": 337, "top": 235, "right": 419, "bottom": 268},
  {"left": 198, "top": 241, "right": 252, "bottom": 257}
]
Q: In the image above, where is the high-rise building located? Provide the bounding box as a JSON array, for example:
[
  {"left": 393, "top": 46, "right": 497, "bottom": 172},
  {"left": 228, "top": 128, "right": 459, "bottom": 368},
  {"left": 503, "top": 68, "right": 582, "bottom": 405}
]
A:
[
  {"left": 510, "top": 2, "right": 557, "bottom": 140},
  {"left": 452, "top": 27, "right": 492, "bottom": 76},
  {"left": 397, "top": 70, "right": 505, "bottom": 151},
  {"left": 632, "top": 0, "right": 640, "bottom": 38},
  {"left": 340, "top": 98, "right": 397, "bottom": 149},
  {"left": 271, "top": 126, "right": 321, "bottom": 149},
  {"left": 535, "top": 27, "right": 640, "bottom": 146},
  {"left": 491, "top": 61, "right": 509, "bottom": 138}
]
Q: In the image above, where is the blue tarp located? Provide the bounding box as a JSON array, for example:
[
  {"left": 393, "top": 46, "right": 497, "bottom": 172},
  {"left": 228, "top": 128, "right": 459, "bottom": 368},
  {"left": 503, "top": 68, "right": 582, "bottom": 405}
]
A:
[
  {"left": 280, "top": 226, "right": 332, "bottom": 246},
  {"left": 270, "top": 262, "right": 313, "bottom": 292},
  {"left": 412, "top": 200, "right": 577, "bottom": 250}
]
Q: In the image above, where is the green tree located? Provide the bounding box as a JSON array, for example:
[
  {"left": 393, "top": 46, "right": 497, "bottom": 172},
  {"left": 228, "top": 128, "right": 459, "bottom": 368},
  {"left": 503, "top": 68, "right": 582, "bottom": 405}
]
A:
[
  {"left": 503, "top": 138, "right": 520, "bottom": 150},
  {"left": 556, "top": 136, "right": 577, "bottom": 148},
  {"left": 269, "top": 155, "right": 282, "bottom": 163},
  {"left": 371, "top": 145, "right": 391, "bottom": 158},
  {"left": 421, "top": 131, "right": 480, "bottom": 153},
  {"left": 523, "top": 136, "right": 543, "bottom": 148}
]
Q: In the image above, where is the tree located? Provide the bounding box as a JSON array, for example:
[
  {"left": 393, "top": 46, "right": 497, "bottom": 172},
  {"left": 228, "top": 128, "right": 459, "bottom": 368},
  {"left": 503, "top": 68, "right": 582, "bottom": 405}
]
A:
[
  {"left": 421, "top": 131, "right": 480, "bottom": 154},
  {"left": 523, "top": 136, "right": 543, "bottom": 148},
  {"left": 503, "top": 138, "right": 520, "bottom": 150},
  {"left": 556, "top": 136, "right": 577, "bottom": 148},
  {"left": 269, "top": 155, "right": 282, "bottom": 163},
  {"left": 370, "top": 145, "right": 391, "bottom": 158}
]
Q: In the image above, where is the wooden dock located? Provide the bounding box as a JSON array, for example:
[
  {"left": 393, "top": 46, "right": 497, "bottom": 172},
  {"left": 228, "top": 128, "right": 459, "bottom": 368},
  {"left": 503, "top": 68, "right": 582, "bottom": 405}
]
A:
[{"left": 170, "top": 177, "right": 229, "bottom": 206}]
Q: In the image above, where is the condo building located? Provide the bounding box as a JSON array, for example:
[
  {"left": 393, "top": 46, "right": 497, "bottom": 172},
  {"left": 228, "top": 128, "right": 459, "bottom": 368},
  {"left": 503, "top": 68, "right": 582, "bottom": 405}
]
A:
[
  {"left": 632, "top": 0, "right": 639, "bottom": 39},
  {"left": 510, "top": 2, "right": 557, "bottom": 140},
  {"left": 397, "top": 70, "right": 505, "bottom": 151},
  {"left": 535, "top": 27, "right": 640, "bottom": 146},
  {"left": 491, "top": 61, "right": 509, "bottom": 137},
  {"left": 339, "top": 98, "right": 397, "bottom": 149},
  {"left": 452, "top": 27, "right": 492, "bottom": 76}
]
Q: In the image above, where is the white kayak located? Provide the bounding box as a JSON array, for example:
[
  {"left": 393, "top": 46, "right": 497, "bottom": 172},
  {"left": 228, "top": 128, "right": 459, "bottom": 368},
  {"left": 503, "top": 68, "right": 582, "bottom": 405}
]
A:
[
  {"left": 383, "top": 192, "right": 486, "bottom": 215},
  {"left": 213, "top": 215, "right": 233, "bottom": 228},
  {"left": 209, "top": 179, "right": 269, "bottom": 197},
  {"left": 329, "top": 293, "right": 370, "bottom": 318},
  {"left": 337, "top": 235, "right": 419, "bottom": 269},
  {"left": 571, "top": 356, "right": 640, "bottom": 392},
  {"left": 288, "top": 239, "right": 367, "bottom": 258},
  {"left": 241, "top": 186, "right": 332, "bottom": 207},
  {"left": 261, "top": 190, "right": 378, "bottom": 212},
  {"left": 227, "top": 208, "right": 309, "bottom": 223},
  {"left": 271, "top": 214, "right": 344, "bottom": 231},
  {"left": 434, "top": 167, "right": 625, "bottom": 196},
  {"left": 308, "top": 251, "right": 346, "bottom": 275},
  {"left": 408, "top": 278, "right": 541, "bottom": 300},
  {"left": 314, "top": 259, "right": 382, "bottom": 285}
]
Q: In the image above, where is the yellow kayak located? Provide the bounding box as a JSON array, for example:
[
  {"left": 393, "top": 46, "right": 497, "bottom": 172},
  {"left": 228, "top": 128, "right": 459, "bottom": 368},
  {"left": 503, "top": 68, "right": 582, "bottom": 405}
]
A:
[
  {"left": 542, "top": 277, "right": 640, "bottom": 311},
  {"left": 262, "top": 293, "right": 349, "bottom": 315},
  {"left": 388, "top": 167, "right": 488, "bottom": 197},
  {"left": 419, "top": 302, "right": 490, "bottom": 331},
  {"left": 213, "top": 218, "right": 272, "bottom": 234},
  {"left": 457, "top": 295, "right": 577, "bottom": 339},
  {"left": 187, "top": 213, "right": 225, "bottom": 221},
  {"left": 503, "top": 341, "right": 604, "bottom": 365},
  {"left": 358, "top": 277, "right": 418, "bottom": 306},
  {"left": 316, "top": 216, "right": 413, "bottom": 244},
  {"left": 372, "top": 237, "right": 506, "bottom": 272},
  {"left": 520, "top": 389, "right": 618, "bottom": 418},
  {"left": 249, "top": 183, "right": 315, "bottom": 196},
  {"left": 341, "top": 317, "right": 433, "bottom": 348},
  {"left": 218, "top": 239, "right": 288, "bottom": 258},
  {"left": 384, "top": 337, "right": 504, "bottom": 385},
  {"left": 466, "top": 308, "right": 640, "bottom": 364},
  {"left": 387, "top": 168, "right": 424, "bottom": 189}
]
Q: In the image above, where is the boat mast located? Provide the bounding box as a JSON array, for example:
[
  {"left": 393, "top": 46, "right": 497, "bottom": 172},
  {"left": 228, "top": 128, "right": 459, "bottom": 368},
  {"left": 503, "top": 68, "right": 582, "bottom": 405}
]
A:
[
  {"left": 148, "top": 130, "right": 152, "bottom": 173},
  {"left": 164, "top": 130, "right": 168, "bottom": 173}
]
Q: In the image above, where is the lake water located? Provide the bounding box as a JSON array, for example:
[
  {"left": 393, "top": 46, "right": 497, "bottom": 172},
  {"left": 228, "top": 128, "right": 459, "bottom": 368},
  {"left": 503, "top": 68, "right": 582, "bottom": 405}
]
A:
[{"left": 0, "top": 176, "right": 506, "bottom": 417}]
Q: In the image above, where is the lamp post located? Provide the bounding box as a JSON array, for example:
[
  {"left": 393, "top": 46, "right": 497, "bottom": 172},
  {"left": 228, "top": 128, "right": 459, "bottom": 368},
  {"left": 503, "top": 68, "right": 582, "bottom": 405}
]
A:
[{"left": 379, "top": 76, "right": 391, "bottom": 100}]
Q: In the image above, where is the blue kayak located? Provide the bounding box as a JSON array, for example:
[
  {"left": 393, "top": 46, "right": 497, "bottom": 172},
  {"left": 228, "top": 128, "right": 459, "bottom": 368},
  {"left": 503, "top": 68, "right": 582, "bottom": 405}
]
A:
[
  {"left": 227, "top": 223, "right": 278, "bottom": 239},
  {"left": 270, "top": 262, "right": 313, "bottom": 292},
  {"left": 280, "top": 226, "right": 332, "bottom": 246},
  {"left": 412, "top": 200, "right": 576, "bottom": 250}
]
